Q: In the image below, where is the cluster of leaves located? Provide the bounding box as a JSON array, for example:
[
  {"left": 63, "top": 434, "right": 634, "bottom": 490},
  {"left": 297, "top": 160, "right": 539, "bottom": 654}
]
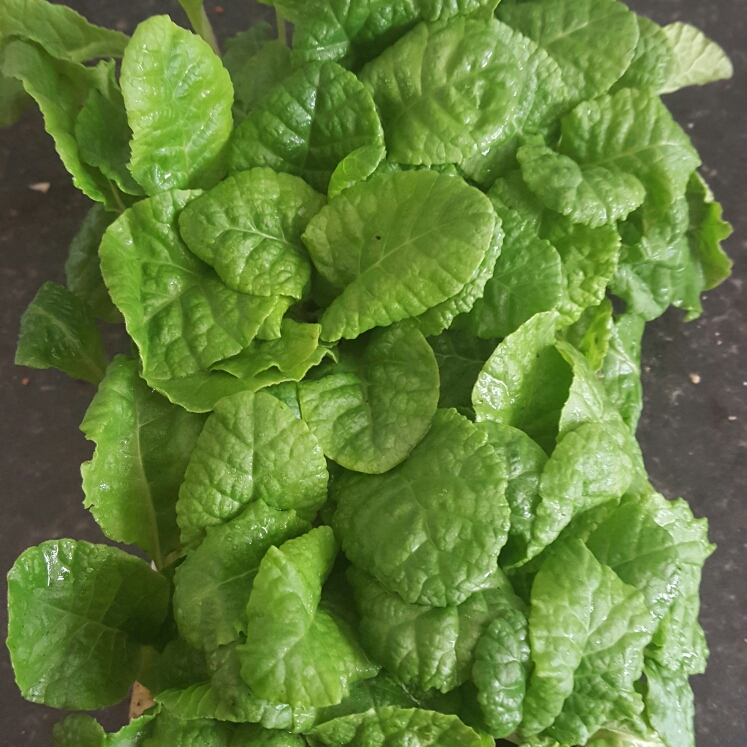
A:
[{"left": 2, "top": 0, "right": 733, "bottom": 745}]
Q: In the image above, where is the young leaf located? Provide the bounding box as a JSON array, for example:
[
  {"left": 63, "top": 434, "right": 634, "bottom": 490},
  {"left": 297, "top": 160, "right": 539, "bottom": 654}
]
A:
[
  {"left": 230, "top": 60, "right": 383, "bottom": 193},
  {"left": 496, "top": 0, "right": 639, "bottom": 104},
  {"left": 660, "top": 22, "right": 733, "bottom": 94},
  {"left": 7, "top": 539, "right": 169, "bottom": 709},
  {"left": 332, "top": 408, "right": 510, "bottom": 607},
  {"left": 303, "top": 170, "right": 496, "bottom": 341},
  {"left": 559, "top": 298, "right": 614, "bottom": 373},
  {"left": 0, "top": 0, "right": 129, "bottom": 62},
  {"left": 121, "top": 15, "right": 233, "bottom": 195},
  {"left": 178, "top": 168, "right": 325, "bottom": 298},
  {"left": 328, "top": 144, "right": 386, "bottom": 198},
  {"left": 80, "top": 355, "right": 207, "bottom": 568},
  {"left": 298, "top": 322, "right": 439, "bottom": 474},
  {"left": 176, "top": 390, "right": 328, "bottom": 547},
  {"left": 173, "top": 500, "right": 310, "bottom": 652},
  {"left": 64, "top": 204, "right": 121, "bottom": 323},
  {"left": 16, "top": 281, "right": 107, "bottom": 383},
  {"left": 238, "top": 527, "right": 378, "bottom": 707}
]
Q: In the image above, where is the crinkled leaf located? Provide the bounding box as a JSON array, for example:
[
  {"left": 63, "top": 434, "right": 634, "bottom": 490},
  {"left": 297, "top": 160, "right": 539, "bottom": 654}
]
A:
[
  {"left": 496, "top": 0, "right": 639, "bottom": 104},
  {"left": 64, "top": 204, "right": 121, "bottom": 323},
  {"left": 587, "top": 726, "right": 667, "bottom": 747},
  {"left": 303, "top": 170, "right": 496, "bottom": 341},
  {"left": 642, "top": 660, "right": 695, "bottom": 747},
  {"left": 7, "top": 539, "right": 168, "bottom": 709},
  {"left": 521, "top": 540, "right": 655, "bottom": 743},
  {"left": 559, "top": 298, "right": 614, "bottom": 373},
  {"left": 15, "top": 280, "right": 107, "bottom": 383},
  {"left": 473, "top": 312, "right": 572, "bottom": 454},
  {"left": 328, "top": 144, "right": 386, "bottom": 198},
  {"left": 309, "top": 706, "right": 486, "bottom": 746},
  {"left": 177, "top": 390, "right": 328, "bottom": 547},
  {"left": 239, "top": 527, "right": 378, "bottom": 707},
  {"left": 298, "top": 322, "right": 439, "bottom": 474},
  {"left": 517, "top": 138, "right": 645, "bottom": 228},
  {"left": 81, "top": 355, "right": 207, "bottom": 566},
  {"left": 0, "top": 0, "right": 129, "bottom": 62},
  {"left": 178, "top": 168, "right": 325, "bottom": 298},
  {"left": 122, "top": 16, "right": 233, "bottom": 194},
  {"left": 173, "top": 500, "right": 310, "bottom": 652},
  {"left": 615, "top": 16, "right": 675, "bottom": 92},
  {"left": 660, "top": 22, "right": 733, "bottom": 94},
  {"left": 333, "top": 408, "right": 510, "bottom": 607},
  {"left": 230, "top": 60, "right": 383, "bottom": 193}
]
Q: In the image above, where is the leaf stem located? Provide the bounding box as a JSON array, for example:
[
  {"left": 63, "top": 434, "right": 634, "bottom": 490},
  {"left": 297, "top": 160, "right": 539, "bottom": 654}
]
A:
[
  {"left": 276, "top": 7, "right": 287, "bottom": 47},
  {"left": 180, "top": 0, "right": 221, "bottom": 56}
]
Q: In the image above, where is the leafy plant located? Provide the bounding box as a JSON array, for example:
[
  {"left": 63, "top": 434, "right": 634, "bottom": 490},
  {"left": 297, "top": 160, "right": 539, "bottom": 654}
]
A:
[{"left": 3, "top": 0, "right": 733, "bottom": 745}]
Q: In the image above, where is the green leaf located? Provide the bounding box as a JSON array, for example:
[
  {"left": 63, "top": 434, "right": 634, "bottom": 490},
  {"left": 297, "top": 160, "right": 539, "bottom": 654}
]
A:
[
  {"left": 54, "top": 713, "right": 156, "bottom": 747},
  {"left": 223, "top": 27, "right": 292, "bottom": 123},
  {"left": 660, "top": 22, "right": 733, "bottom": 94},
  {"left": 477, "top": 422, "right": 547, "bottom": 571},
  {"left": 80, "top": 355, "right": 207, "bottom": 567},
  {"left": 298, "top": 322, "right": 439, "bottom": 474},
  {"left": 7, "top": 539, "right": 169, "bottom": 709},
  {"left": 177, "top": 390, "right": 328, "bottom": 547},
  {"left": 473, "top": 312, "right": 573, "bottom": 454},
  {"left": 239, "top": 527, "right": 378, "bottom": 707},
  {"left": 308, "top": 706, "right": 487, "bottom": 746},
  {"left": 0, "top": 70, "right": 32, "bottom": 126},
  {"left": 231, "top": 724, "right": 307, "bottom": 747},
  {"left": 74, "top": 61, "right": 142, "bottom": 196},
  {"left": 559, "top": 298, "right": 614, "bottom": 373},
  {"left": 328, "top": 144, "right": 386, "bottom": 198},
  {"left": 177, "top": 0, "right": 220, "bottom": 55},
  {"left": 141, "top": 712, "right": 234, "bottom": 747},
  {"left": 599, "top": 313, "right": 645, "bottom": 432},
  {"left": 0, "top": 0, "right": 129, "bottom": 62},
  {"left": 2, "top": 40, "right": 123, "bottom": 208},
  {"left": 99, "top": 190, "right": 289, "bottom": 398},
  {"left": 230, "top": 60, "right": 383, "bottom": 193},
  {"left": 521, "top": 540, "right": 655, "bottom": 744},
  {"left": 139, "top": 636, "right": 210, "bottom": 695},
  {"left": 559, "top": 87, "right": 700, "bottom": 214},
  {"left": 64, "top": 204, "right": 121, "bottom": 323},
  {"left": 472, "top": 608, "right": 531, "bottom": 738},
  {"left": 642, "top": 660, "right": 695, "bottom": 747},
  {"left": 173, "top": 500, "right": 310, "bottom": 652},
  {"left": 348, "top": 566, "right": 520, "bottom": 694},
  {"left": 496, "top": 0, "right": 639, "bottom": 104},
  {"left": 15, "top": 281, "right": 107, "bottom": 383},
  {"left": 359, "top": 18, "right": 537, "bottom": 165},
  {"left": 303, "top": 170, "right": 496, "bottom": 341},
  {"left": 332, "top": 408, "right": 510, "bottom": 607},
  {"left": 615, "top": 16, "right": 675, "bottom": 92},
  {"left": 517, "top": 138, "right": 645, "bottom": 228},
  {"left": 465, "top": 203, "right": 563, "bottom": 340},
  {"left": 121, "top": 16, "right": 233, "bottom": 195},
  {"left": 178, "top": 168, "right": 325, "bottom": 298},
  {"left": 587, "top": 726, "right": 667, "bottom": 747}
]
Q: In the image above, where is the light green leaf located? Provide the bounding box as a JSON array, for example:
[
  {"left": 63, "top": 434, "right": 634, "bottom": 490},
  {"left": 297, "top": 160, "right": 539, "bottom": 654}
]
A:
[
  {"left": 81, "top": 355, "right": 207, "bottom": 567},
  {"left": 7, "top": 539, "right": 168, "bottom": 709},
  {"left": 661, "top": 22, "right": 733, "bottom": 94},
  {"left": 303, "top": 170, "right": 496, "bottom": 341},
  {"left": 472, "top": 312, "right": 572, "bottom": 454},
  {"left": 615, "top": 16, "right": 675, "bottom": 92},
  {"left": 177, "top": 390, "right": 328, "bottom": 547},
  {"left": 521, "top": 540, "right": 655, "bottom": 743},
  {"left": 173, "top": 500, "right": 310, "bottom": 652},
  {"left": 643, "top": 660, "right": 695, "bottom": 747},
  {"left": 298, "top": 322, "right": 439, "bottom": 474},
  {"left": 0, "top": 70, "right": 32, "bottom": 126},
  {"left": 559, "top": 298, "right": 614, "bottom": 373},
  {"left": 177, "top": 0, "right": 220, "bottom": 55},
  {"left": 15, "top": 280, "right": 107, "bottom": 383},
  {"left": 517, "top": 138, "right": 645, "bottom": 228},
  {"left": 230, "top": 60, "right": 383, "bottom": 193},
  {"left": 99, "top": 190, "right": 288, "bottom": 399},
  {"left": 0, "top": 0, "right": 129, "bottom": 62},
  {"left": 496, "top": 0, "right": 639, "bottom": 103},
  {"left": 333, "top": 408, "right": 510, "bottom": 607},
  {"left": 359, "top": 18, "right": 535, "bottom": 165},
  {"left": 64, "top": 204, "right": 121, "bottom": 323},
  {"left": 122, "top": 16, "right": 233, "bottom": 195},
  {"left": 328, "top": 144, "right": 386, "bottom": 198},
  {"left": 54, "top": 713, "right": 156, "bottom": 747},
  {"left": 178, "top": 168, "right": 325, "bottom": 298},
  {"left": 587, "top": 726, "right": 667, "bottom": 747},
  {"left": 239, "top": 527, "right": 378, "bottom": 707}
]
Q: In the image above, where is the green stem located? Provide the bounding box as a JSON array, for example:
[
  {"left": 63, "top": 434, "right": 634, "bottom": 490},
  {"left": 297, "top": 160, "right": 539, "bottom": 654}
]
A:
[
  {"left": 180, "top": 0, "right": 221, "bottom": 56},
  {"left": 276, "top": 7, "right": 287, "bottom": 46}
]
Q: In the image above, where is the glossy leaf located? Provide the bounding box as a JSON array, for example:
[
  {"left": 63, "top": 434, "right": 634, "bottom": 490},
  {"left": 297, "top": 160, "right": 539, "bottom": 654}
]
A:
[
  {"left": 15, "top": 281, "right": 107, "bottom": 383},
  {"left": 328, "top": 144, "right": 386, "bottom": 198},
  {"left": 559, "top": 298, "right": 614, "bottom": 374},
  {"left": 54, "top": 713, "right": 156, "bottom": 747}
]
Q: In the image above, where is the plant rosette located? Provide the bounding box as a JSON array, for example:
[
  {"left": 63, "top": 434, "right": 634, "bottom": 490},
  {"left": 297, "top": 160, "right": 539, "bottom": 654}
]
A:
[{"left": 2, "top": 0, "right": 734, "bottom": 745}]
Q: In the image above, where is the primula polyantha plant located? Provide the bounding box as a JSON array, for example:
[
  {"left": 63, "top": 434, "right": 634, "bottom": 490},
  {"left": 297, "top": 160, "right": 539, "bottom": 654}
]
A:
[{"left": 2, "top": 0, "right": 734, "bottom": 744}]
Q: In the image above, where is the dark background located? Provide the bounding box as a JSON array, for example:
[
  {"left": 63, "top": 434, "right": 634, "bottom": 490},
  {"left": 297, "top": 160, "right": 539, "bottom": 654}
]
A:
[{"left": 0, "top": 1, "right": 744, "bottom": 745}]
